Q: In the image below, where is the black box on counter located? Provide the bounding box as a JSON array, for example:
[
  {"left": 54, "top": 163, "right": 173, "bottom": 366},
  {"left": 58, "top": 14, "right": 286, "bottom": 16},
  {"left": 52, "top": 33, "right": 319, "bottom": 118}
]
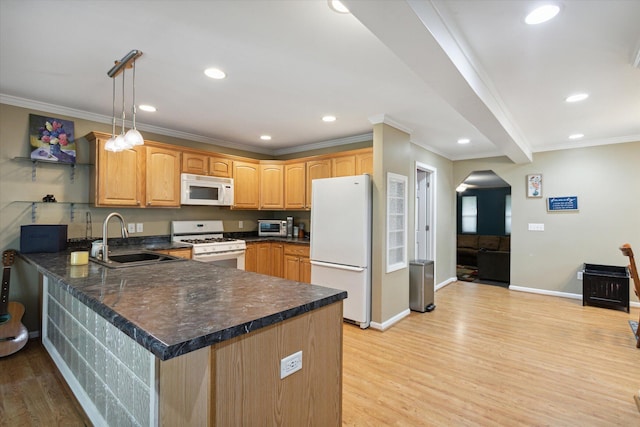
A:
[{"left": 20, "top": 224, "right": 68, "bottom": 253}]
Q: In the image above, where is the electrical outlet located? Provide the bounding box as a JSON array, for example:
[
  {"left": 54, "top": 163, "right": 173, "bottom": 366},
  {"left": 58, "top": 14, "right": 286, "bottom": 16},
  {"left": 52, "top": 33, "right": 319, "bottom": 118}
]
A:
[
  {"left": 280, "top": 351, "right": 302, "bottom": 379},
  {"left": 136, "top": 223, "right": 143, "bottom": 233},
  {"left": 577, "top": 271, "right": 583, "bottom": 280},
  {"left": 238, "top": 220, "right": 243, "bottom": 229},
  {"left": 528, "top": 223, "right": 544, "bottom": 231},
  {"left": 127, "top": 223, "right": 136, "bottom": 234}
]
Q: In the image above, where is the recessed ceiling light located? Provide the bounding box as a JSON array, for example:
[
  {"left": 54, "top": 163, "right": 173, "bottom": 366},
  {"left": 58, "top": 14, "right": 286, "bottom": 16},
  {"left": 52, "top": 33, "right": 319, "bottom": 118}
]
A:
[
  {"left": 569, "top": 133, "right": 584, "bottom": 140},
  {"left": 322, "top": 115, "right": 337, "bottom": 122},
  {"left": 565, "top": 93, "right": 589, "bottom": 103},
  {"left": 260, "top": 135, "right": 272, "bottom": 141},
  {"left": 328, "top": 0, "right": 350, "bottom": 14},
  {"left": 457, "top": 138, "right": 471, "bottom": 144},
  {"left": 525, "top": 5, "right": 560, "bottom": 25},
  {"left": 138, "top": 104, "right": 156, "bottom": 112},
  {"left": 204, "top": 68, "right": 226, "bottom": 79}
]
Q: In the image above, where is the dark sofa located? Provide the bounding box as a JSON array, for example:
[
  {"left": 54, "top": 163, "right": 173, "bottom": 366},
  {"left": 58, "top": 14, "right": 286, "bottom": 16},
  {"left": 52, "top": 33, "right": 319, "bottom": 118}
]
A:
[{"left": 457, "top": 234, "right": 511, "bottom": 282}]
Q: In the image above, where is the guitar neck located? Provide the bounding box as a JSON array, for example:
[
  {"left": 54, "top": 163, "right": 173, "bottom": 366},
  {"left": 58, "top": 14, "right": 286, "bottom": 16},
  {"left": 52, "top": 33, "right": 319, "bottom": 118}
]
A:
[{"left": 0, "top": 267, "right": 10, "bottom": 317}]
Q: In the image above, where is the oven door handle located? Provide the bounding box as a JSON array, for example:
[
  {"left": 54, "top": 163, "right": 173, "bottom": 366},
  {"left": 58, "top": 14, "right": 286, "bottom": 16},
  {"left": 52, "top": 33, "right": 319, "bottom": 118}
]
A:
[{"left": 195, "top": 249, "right": 246, "bottom": 258}]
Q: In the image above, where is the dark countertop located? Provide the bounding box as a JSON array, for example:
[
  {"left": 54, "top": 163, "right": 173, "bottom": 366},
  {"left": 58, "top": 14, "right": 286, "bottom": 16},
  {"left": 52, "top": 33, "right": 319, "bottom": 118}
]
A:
[
  {"left": 242, "top": 236, "right": 310, "bottom": 245},
  {"left": 20, "top": 248, "right": 345, "bottom": 361}
]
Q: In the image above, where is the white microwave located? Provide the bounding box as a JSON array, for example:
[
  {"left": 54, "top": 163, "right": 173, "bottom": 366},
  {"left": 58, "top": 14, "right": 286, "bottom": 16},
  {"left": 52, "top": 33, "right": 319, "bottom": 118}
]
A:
[{"left": 181, "top": 173, "right": 234, "bottom": 206}]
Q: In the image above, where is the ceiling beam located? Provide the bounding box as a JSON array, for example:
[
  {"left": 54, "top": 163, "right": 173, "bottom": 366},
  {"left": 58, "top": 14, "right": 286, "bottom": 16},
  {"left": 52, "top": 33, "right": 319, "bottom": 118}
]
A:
[{"left": 344, "top": 0, "right": 532, "bottom": 163}]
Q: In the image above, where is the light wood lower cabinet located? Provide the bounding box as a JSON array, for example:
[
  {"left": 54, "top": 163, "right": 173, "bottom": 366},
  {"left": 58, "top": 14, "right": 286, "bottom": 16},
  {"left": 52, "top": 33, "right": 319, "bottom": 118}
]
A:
[
  {"left": 246, "top": 242, "right": 284, "bottom": 277},
  {"left": 154, "top": 247, "right": 192, "bottom": 259},
  {"left": 159, "top": 301, "right": 343, "bottom": 426},
  {"left": 283, "top": 244, "right": 311, "bottom": 283}
]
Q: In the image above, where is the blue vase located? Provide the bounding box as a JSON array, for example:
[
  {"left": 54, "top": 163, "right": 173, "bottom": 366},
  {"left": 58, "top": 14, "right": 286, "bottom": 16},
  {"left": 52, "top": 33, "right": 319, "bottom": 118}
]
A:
[{"left": 50, "top": 143, "right": 61, "bottom": 156}]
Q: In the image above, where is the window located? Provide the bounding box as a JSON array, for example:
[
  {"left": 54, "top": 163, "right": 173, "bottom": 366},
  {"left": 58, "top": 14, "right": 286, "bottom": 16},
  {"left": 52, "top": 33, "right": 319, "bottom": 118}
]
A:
[
  {"left": 505, "top": 195, "right": 512, "bottom": 235},
  {"left": 461, "top": 196, "right": 477, "bottom": 233},
  {"left": 386, "top": 173, "right": 407, "bottom": 272}
]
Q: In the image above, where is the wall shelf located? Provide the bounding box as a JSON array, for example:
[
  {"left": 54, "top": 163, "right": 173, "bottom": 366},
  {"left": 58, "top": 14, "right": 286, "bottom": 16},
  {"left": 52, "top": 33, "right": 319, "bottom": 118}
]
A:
[
  {"left": 12, "top": 157, "right": 92, "bottom": 182},
  {"left": 12, "top": 201, "right": 89, "bottom": 223}
]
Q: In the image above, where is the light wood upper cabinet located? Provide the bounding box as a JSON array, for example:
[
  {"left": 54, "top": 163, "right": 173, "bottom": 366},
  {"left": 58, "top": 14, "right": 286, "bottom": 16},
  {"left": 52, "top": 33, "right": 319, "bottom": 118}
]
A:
[
  {"left": 145, "top": 146, "right": 181, "bottom": 207},
  {"left": 332, "top": 155, "right": 356, "bottom": 177},
  {"left": 284, "top": 162, "right": 306, "bottom": 210},
  {"left": 306, "top": 159, "right": 332, "bottom": 209},
  {"left": 89, "top": 133, "right": 144, "bottom": 207},
  {"left": 259, "top": 162, "right": 284, "bottom": 210},
  {"left": 181, "top": 152, "right": 208, "bottom": 175},
  {"left": 209, "top": 156, "right": 232, "bottom": 178},
  {"left": 233, "top": 160, "right": 260, "bottom": 209},
  {"left": 356, "top": 151, "right": 374, "bottom": 175}
]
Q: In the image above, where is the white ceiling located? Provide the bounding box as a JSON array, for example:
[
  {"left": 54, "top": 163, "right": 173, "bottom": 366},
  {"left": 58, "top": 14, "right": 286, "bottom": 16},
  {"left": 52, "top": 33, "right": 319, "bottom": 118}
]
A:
[{"left": 1, "top": 0, "right": 638, "bottom": 162}]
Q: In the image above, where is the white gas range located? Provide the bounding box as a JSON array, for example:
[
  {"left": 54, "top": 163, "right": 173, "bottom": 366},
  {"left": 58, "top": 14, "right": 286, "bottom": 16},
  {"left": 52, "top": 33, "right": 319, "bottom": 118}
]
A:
[{"left": 171, "top": 220, "right": 246, "bottom": 269}]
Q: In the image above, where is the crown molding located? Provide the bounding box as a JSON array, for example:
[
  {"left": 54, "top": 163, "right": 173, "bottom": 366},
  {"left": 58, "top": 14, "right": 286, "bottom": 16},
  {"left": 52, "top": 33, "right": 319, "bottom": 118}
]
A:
[
  {"left": 272, "top": 132, "right": 373, "bottom": 156},
  {"left": 368, "top": 114, "right": 414, "bottom": 135},
  {"left": 533, "top": 134, "right": 640, "bottom": 153}
]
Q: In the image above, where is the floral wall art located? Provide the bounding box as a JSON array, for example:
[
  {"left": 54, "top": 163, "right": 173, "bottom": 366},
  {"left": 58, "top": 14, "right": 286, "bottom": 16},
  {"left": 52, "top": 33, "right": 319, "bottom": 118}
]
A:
[{"left": 29, "top": 114, "right": 76, "bottom": 164}]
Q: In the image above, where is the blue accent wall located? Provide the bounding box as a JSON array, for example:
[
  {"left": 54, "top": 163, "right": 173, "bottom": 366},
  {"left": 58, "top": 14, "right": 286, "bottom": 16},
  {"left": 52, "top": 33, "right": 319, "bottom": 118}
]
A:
[{"left": 457, "top": 187, "right": 511, "bottom": 235}]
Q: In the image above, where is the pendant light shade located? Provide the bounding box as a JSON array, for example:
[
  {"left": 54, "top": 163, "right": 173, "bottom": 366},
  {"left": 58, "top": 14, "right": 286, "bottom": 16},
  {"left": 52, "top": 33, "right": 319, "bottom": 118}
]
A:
[{"left": 105, "top": 50, "right": 144, "bottom": 152}]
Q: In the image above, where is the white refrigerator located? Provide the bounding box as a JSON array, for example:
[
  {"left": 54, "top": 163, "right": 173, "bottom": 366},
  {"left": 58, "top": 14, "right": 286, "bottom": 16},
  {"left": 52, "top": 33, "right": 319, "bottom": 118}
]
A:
[{"left": 310, "top": 174, "right": 371, "bottom": 329}]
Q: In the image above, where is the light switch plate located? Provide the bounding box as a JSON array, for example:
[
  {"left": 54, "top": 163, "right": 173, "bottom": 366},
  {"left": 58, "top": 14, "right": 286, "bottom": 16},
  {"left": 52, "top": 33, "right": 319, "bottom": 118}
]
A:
[
  {"left": 528, "top": 223, "right": 544, "bottom": 231},
  {"left": 127, "top": 223, "right": 136, "bottom": 233},
  {"left": 136, "top": 223, "right": 143, "bottom": 233}
]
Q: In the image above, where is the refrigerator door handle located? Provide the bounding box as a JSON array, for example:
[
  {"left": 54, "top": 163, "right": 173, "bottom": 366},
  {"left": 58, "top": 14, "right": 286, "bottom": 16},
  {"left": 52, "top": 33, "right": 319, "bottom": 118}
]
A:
[{"left": 310, "top": 260, "right": 365, "bottom": 272}]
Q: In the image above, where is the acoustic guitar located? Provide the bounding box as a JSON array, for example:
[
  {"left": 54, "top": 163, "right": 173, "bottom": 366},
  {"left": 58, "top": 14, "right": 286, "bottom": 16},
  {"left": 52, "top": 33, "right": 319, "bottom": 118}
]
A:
[{"left": 0, "top": 250, "right": 28, "bottom": 357}]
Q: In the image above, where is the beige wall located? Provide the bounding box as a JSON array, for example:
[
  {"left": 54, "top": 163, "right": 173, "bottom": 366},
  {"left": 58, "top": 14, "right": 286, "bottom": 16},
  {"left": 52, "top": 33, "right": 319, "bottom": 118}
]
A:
[
  {"left": 453, "top": 141, "right": 640, "bottom": 299},
  {"left": 371, "top": 123, "right": 412, "bottom": 325}
]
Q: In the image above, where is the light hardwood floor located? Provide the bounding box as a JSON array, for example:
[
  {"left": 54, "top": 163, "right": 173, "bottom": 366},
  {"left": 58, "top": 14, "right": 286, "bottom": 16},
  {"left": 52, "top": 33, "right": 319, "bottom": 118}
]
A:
[
  {"left": 343, "top": 282, "right": 640, "bottom": 426},
  {"left": 1, "top": 281, "right": 638, "bottom": 426}
]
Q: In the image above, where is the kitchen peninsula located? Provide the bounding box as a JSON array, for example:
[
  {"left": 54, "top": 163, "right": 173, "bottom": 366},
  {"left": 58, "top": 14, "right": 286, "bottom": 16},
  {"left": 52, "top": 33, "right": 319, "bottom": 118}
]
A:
[{"left": 20, "top": 250, "right": 346, "bottom": 426}]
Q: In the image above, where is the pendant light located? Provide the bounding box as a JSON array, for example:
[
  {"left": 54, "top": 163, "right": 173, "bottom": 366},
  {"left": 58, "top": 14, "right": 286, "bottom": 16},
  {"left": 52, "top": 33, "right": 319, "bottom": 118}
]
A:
[
  {"left": 124, "top": 60, "right": 144, "bottom": 146},
  {"left": 105, "top": 50, "right": 144, "bottom": 152}
]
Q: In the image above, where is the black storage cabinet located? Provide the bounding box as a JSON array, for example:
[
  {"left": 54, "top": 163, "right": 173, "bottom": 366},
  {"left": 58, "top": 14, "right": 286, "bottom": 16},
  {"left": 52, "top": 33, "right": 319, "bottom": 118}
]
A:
[{"left": 582, "top": 263, "right": 629, "bottom": 312}]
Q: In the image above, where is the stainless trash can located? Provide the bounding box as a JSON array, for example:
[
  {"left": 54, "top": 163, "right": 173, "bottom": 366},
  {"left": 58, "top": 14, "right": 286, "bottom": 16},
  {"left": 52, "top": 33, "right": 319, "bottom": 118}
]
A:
[{"left": 409, "top": 260, "right": 435, "bottom": 312}]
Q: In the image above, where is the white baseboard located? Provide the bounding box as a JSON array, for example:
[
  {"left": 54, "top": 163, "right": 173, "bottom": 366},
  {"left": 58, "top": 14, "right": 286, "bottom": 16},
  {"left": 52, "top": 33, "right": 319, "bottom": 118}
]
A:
[
  {"left": 370, "top": 308, "right": 411, "bottom": 331},
  {"left": 28, "top": 330, "right": 40, "bottom": 339},
  {"left": 509, "top": 285, "right": 640, "bottom": 308},
  {"left": 436, "top": 277, "right": 457, "bottom": 291}
]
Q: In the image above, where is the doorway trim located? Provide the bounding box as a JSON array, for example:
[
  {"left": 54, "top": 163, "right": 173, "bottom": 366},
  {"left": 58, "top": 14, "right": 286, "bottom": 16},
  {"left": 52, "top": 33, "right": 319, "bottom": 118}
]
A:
[{"left": 415, "top": 161, "right": 437, "bottom": 281}]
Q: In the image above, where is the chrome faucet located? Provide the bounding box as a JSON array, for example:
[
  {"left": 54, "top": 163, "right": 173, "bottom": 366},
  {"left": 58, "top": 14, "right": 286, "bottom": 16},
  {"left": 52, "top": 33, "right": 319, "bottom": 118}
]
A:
[{"left": 101, "top": 212, "right": 129, "bottom": 262}]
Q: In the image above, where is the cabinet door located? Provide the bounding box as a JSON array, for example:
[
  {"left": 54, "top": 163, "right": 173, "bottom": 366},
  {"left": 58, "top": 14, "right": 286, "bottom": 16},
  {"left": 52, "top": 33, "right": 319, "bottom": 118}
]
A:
[
  {"left": 283, "top": 254, "right": 301, "bottom": 281},
  {"left": 306, "top": 159, "right": 331, "bottom": 209},
  {"left": 93, "top": 137, "right": 144, "bottom": 207},
  {"left": 259, "top": 163, "right": 284, "bottom": 210},
  {"left": 209, "top": 156, "right": 232, "bottom": 178},
  {"left": 284, "top": 162, "right": 306, "bottom": 210},
  {"left": 233, "top": 161, "right": 260, "bottom": 209},
  {"left": 182, "top": 152, "right": 208, "bottom": 174},
  {"left": 270, "top": 243, "right": 284, "bottom": 278},
  {"left": 146, "top": 146, "right": 181, "bottom": 207},
  {"left": 245, "top": 243, "right": 257, "bottom": 272},
  {"left": 300, "top": 257, "right": 311, "bottom": 284},
  {"left": 155, "top": 248, "right": 193, "bottom": 259},
  {"left": 256, "top": 242, "right": 271, "bottom": 275},
  {"left": 356, "top": 151, "right": 373, "bottom": 176},
  {"left": 332, "top": 155, "right": 356, "bottom": 177}
]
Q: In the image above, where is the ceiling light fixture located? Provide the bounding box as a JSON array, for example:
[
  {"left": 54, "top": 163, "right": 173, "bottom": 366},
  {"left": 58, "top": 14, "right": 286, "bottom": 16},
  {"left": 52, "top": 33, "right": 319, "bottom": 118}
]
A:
[
  {"left": 322, "top": 115, "right": 337, "bottom": 122},
  {"left": 569, "top": 133, "right": 584, "bottom": 140},
  {"left": 565, "top": 93, "right": 589, "bottom": 103},
  {"left": 260, "top": 135, "right": 272, "bottom": 141},
  {"left": 204, "top": 68, "right": 226, "bottom": 79},
  {"left": 105, "top": 50, "right": 144, "bottom": 152},
  {"left": 525, "top": 5, "right": 560, "bottom": 25},
  {"left": 139, "top": 104, "right": 156, "bottom": 112},
  {"left": 457, "top": 138, "right": 471, "bottom": 144},
  {"left": 328, "top": 0, "right": 350, "bottom": 14}
]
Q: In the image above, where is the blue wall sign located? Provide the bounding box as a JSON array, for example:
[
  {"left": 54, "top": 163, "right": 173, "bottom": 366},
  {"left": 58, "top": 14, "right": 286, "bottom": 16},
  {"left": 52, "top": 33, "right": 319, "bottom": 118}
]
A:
[{"left": 547, "top": 196, "right": 579, "bottom": 212}]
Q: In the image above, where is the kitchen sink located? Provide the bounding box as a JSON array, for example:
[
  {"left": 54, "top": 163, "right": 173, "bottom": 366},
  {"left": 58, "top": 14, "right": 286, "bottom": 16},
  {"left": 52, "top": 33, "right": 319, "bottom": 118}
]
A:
[{"left": 90, "top": 250, "right": 187, "bottom": 269}]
